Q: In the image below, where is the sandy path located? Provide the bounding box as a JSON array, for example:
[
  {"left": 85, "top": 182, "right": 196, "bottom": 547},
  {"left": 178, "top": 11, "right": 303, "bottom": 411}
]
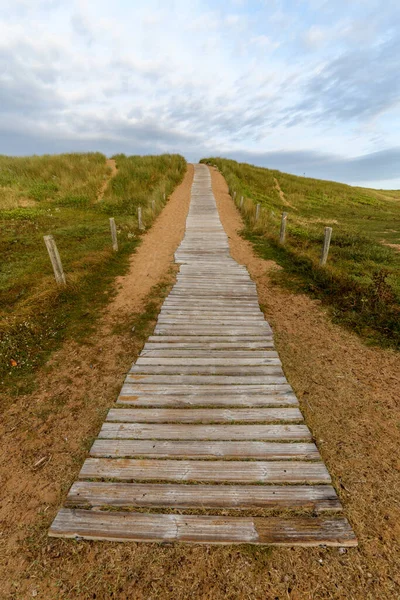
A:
[
  {"left": 109, "top": 164, "right": 194, "bottom": 316},
  {"left": 274, "top": 176, "right": 295, "bottom": 209},
  {"left": 97, "top": 158, "right": 118, "bottom": 202}
]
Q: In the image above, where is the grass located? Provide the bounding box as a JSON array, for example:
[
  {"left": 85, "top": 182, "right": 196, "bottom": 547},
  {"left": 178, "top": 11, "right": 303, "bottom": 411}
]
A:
[
  {"left": 201, "top": 157, "right": 400, "bottom": 349},
  {"left": 0, "top": 152, "right": 186, "bottom": 395}
]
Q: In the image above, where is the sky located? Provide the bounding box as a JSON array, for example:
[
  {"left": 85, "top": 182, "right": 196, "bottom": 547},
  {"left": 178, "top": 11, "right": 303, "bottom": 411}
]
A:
[{"left": 1, "top": 0, "right": 400, "bottom": 188}]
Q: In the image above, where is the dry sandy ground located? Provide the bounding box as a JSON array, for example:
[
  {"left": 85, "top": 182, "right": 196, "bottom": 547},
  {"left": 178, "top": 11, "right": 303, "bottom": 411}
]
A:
[
  {"left": 97, "top": 158, "right": 118, "bottom": 203},
  {"left": 1, "top": 163, "right": 399, "bottom": 599}
]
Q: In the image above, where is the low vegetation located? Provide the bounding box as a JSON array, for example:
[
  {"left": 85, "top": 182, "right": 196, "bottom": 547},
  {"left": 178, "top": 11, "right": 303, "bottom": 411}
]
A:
[
  {"left": 201, "top": 157, "right": 400, "bottom": 348},
  {"left": 0, "top": 152, "right": 186, "bottom": 397}
]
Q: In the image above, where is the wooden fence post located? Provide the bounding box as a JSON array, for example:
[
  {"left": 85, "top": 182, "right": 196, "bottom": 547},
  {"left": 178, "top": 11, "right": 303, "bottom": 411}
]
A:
[
  {"left": 279, "top": 212, "right": 288, "bottom": 244},
  {"left": 109, "top": 217, "right": 118, "bottom": 251},
  {"left": 233, "top": 191, "right": 237, "bottom": 202},
  {"left": 320, "top": 227, "right": 332, "bottom": 266},
  {"left": 240, "top": 196, "right": 244, "bottom": 209},
  {"left": 255, "top": 203, "right": 261, "bottom": 221},
  {"left": 43, "top": 235, "right": 66, "bottom": 285},
  {"left": 138, "top": 206, "right": 145, "bottom": 231},
  {"left": 152, "top": 199, "right": 156, "bottom": 215}
]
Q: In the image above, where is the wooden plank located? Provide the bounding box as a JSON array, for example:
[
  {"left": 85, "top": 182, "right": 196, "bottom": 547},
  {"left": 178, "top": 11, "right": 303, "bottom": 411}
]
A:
[
  {"left": 139, "top": 351, "right": 279, "bottom": 359},
  {"left": 136, "top": 357, "right": 282, "bottom": 365},
  {"left": 98, "top": 423, "right": 311, "bottom": 440},
  {"left": 174, "top": 284, "right": 254, "bottom": 288},
  {"left": 147, "top": 337, "right": 273, "bottom": 343},
  {"left": 162, "top": 305, "right": 262, "bottom": 313},
  {"left": 158, "top": 313, "right": 264, "bottom": 319},
  {"left": 90, "top": 440, "right": 319, "bottom": 460},
  {"left": 157, "top": 318, "right": 266, "bottom": 324},
  {"left": 106, "top": 407, "right": 303, "bottom": 423},
  {"left": 116, "top": 392, "right": 298, "bottom": 407},
  {"left": 119, "top": 383, "right": 294, "bottom": 395},
  {"left": 154, "top": 329, "right": 272, "bottom": 336},
  {"left": 125, "top": 375, "right": 288, "bottom": 385},
  {"left": 162, "top": 300, "right": 260, "bottom": 307},
  {"left": 144, "top": 341, "right": 275, "bottom": 349},
  {"left": 66, "top": 482, "right": 341, "bottom": 511},
  {"left": 167, "top": 294, "right": 258, "bottom": 299},
  {"left": 79, "top": 458, "right": 331, "bottom": 483},
  {"left": 129, "top": 366, "right": 284, "bottom": 376},
  {"left": 139, "top": 350, "right": 279, "bottom": 358}
]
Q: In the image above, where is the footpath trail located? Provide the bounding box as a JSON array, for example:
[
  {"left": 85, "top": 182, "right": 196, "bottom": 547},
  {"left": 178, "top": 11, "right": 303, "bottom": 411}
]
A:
[{"left": 49, "top": 164, "right": 356, "bottom": 546}]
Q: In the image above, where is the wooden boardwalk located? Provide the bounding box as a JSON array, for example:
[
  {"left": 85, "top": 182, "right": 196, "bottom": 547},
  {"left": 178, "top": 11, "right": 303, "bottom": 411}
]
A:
[{"left": 50, "top": 165, "right": 357, "bottom": 546}]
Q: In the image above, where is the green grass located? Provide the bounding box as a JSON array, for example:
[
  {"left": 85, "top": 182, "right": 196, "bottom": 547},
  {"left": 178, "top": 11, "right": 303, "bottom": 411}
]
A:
[
  {"left": 0, "top": 152, "right": 186, "bottom": 393},
  {"left": 201, "top": 157, "right": 400, "bottom": 349},
  {"left": 101, "top": 154, "right": 186, "bottom": 215}
]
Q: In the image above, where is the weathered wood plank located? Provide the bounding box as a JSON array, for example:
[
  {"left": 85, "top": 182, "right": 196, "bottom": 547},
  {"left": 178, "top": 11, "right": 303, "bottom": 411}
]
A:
[
  {"left": 139, "top": 350, "right": 279, "bottom": 358},
  {"left": 106, "top": 407, "right": 303, "bottom": 423},
  {"left": 90, "top": 440, "right": 319, "bottom": 460},
  {"left": 125, "top": 375, "right": 288, "bottom": 385},
  {"left": 154, "top": 328, "right": 272, "bottom": 337},
  {"left": 119, "top": 383, "right": 294, "bottom": 395},
  {"left": 116, "top": 392, "right": 298, "bottom": 407},
  {"left": 79, "top": 458, "right": 331, "bottom": 483},
  {"left": 157, "top": 318, "right": 266, "bottom": 325},
  {"left": 66, "top": 482, "right": 340, "bottom": 511},
  {"left": 98, "top": 423, "right": 311, "bottom": 440},
  {"left": 50, "top": 510, "right": 356, "bottom": 546},
  {"left": 144, "top": 340, "right": 275, "bottom": 349},
  {"left": 137, "top": 353, "right": 280, "bottom": 361},
  {"left": 129, "top": 365, "right": 284, "bottom": 376}
]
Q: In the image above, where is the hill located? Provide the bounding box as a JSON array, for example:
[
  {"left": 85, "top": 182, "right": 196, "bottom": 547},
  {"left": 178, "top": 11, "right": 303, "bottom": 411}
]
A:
[
  {"left": 201, "top": 157, "right": 400, "bottom": 348},
  {"left": 0, "top": 152, "right": 186, "bottom": 392}
]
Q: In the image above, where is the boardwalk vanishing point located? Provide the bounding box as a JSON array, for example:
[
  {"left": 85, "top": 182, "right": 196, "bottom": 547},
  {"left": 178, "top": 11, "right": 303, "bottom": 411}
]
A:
[{"left": 49, "top": 164, "right": 357, "bottom": 546}]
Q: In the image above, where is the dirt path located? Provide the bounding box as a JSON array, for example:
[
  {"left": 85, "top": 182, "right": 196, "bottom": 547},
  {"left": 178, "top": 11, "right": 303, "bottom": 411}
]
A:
[
  {"left": 97, "top": 158, "right": 118, "bottom": 202},
  {"left": 381, "top": 240, "right": 400, "bottom": 252},
  {"left": 274, "top": 176, "right": 295, "bottom": 209},
  {"left": 1, "top": 163, "right": 399, "bottom": 599}
]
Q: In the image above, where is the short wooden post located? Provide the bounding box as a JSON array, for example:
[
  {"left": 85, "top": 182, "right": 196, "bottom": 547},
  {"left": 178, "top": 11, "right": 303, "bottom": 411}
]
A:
[
  {"left": 109, "top": 217, "right": 118, "bottom": 251},
  {"left": 240, "top": 196, "right": 244, "bottom": 209},
  {"left": 233, "top": 191, "right": 237, "bottom": 202},
  {"left": 152, "top": 199, "right": 156, "bottom": 214},
  {"left": 138, "top": 206, "right": 144, "bottom": 231},
  {"left": 255, "top": 203, "right": 261, "bottom": 221},
  {"left": 163, "top": 192, "right": 166, "bottom": 201},
  {"left": 279, "top": 212, "right": 288, "bottom": 244},
  {"left": 43, "top": 235, "right": 66, "bottom": 285},
  {"left": 320, "top": 227, "right": 332, "bottom": 266}
]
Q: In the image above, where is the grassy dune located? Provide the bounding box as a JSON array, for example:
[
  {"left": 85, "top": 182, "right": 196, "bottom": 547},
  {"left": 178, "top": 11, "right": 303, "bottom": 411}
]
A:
[
  {"left": 0, "top": 152, "right": 186, "bottom": 390},
  {"left": 201, "top": 157, "right": 400, "bottom": 348}
]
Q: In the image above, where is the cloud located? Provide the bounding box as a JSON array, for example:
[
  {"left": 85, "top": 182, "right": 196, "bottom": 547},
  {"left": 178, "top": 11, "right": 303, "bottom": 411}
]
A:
[
  {"left": 289, "top": 26, "right": 400, "bottom": 125},
  {"left": 0, "top": 0, "right": 399, "bottom": 188}
]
